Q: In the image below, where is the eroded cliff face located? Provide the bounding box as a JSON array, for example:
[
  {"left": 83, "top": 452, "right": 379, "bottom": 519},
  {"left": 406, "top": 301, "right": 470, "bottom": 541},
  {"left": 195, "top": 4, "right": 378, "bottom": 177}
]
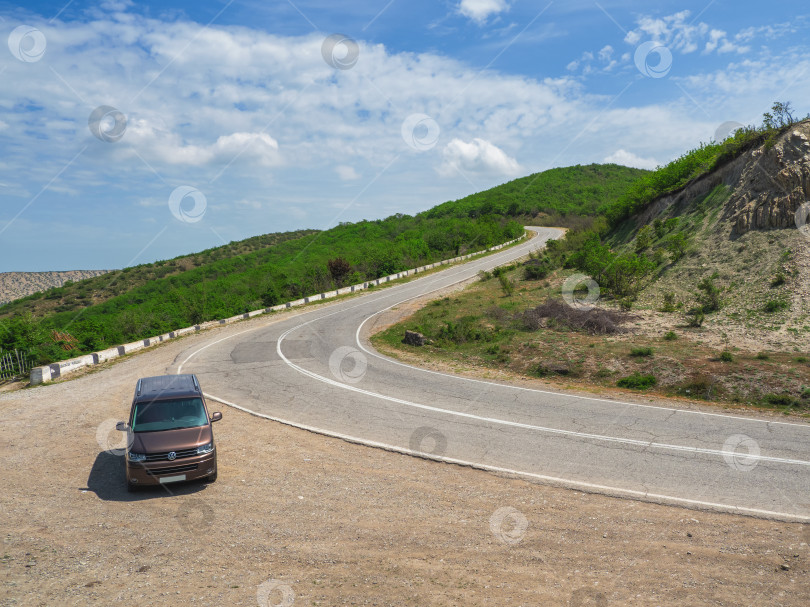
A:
[
  {"left": 636, "top": 121, "right": 810, "bottom": 237},
  {"left": 727, "top": 124, "right": 810, "bottom": 235}
]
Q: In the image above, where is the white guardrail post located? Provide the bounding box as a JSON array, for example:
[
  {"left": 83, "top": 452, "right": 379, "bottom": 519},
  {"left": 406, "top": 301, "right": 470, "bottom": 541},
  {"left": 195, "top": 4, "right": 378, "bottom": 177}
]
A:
[{"left": 29, "top": 232, "right": 526, "bottom": 384}]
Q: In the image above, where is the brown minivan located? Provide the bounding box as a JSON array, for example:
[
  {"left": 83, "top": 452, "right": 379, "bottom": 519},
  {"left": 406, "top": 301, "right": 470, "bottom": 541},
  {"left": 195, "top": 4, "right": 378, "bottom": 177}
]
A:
[{"left": 116, "top": 374, "right": 221, "bottom": 491}]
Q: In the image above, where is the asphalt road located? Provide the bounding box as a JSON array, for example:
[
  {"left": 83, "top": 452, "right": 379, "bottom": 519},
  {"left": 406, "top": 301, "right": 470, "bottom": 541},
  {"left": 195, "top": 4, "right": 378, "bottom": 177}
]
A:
[{"left": 174, "top": 227, "right": 810, "bottom": 521}]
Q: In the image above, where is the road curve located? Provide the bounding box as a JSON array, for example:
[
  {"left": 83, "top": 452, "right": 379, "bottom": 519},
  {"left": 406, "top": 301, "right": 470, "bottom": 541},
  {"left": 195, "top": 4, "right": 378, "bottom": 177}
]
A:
[{"left": 173, "top": 227, "right": 810, "bottom": 521}]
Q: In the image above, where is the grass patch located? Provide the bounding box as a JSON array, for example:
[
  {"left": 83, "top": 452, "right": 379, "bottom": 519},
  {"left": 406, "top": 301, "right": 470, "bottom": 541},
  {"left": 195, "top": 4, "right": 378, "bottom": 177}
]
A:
[
  {"left": 616, "top": 373, "right": 657, "bottom": 390},
  {"left": 763, "top": 298, "right": 788, "bottom": 313},
  {"left": 757, "top": 392, "right": 803, "bottom": 410},
  {"left": 629, "top": 346, "right": 653, "bottom": 357}
]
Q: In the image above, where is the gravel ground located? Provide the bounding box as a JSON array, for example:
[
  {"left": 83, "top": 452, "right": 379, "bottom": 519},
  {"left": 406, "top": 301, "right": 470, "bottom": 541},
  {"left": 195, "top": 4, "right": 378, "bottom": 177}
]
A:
[{"left": 1, "top": 312, "right": 809, "bottom": 606}]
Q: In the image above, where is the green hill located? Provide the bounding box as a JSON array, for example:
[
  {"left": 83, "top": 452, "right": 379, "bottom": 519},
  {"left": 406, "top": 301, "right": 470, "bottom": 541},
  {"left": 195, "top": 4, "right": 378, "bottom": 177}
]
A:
[
  {"left": 0, "top": 229, "right": 317, "bottom": 318},
  {"left": 424, "top": 164, "right": 648, "bottom": 222}
]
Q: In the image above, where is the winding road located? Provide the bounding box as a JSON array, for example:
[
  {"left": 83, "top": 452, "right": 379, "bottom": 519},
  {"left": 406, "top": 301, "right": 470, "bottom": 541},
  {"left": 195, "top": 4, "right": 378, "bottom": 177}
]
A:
[{"left": 174, "top": 227, "right": 810, "bottom": 521}]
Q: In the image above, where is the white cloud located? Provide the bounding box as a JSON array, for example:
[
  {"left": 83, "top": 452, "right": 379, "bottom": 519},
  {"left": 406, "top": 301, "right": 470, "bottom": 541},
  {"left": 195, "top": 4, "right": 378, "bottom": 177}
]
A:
[
  {"left": 438, "top": 138, "right": 521, "bottom": 177},
  {"left": 335, "top": 165, "right": 360, "bottom": 180},
  {"left": 458, "top": 0, "right": 509, "bottom": 24},
  {"left": 123, "top": 123, "right": 280, "bottom": 166},
  {"left": 604, "top": 150, "right": 659, "bottom": 171},
  {"left": 624, "top": 11, "right": 749, "bottom": 56},
  {"left": 4, "top": 5, "right": 810, "bottom": 270}
]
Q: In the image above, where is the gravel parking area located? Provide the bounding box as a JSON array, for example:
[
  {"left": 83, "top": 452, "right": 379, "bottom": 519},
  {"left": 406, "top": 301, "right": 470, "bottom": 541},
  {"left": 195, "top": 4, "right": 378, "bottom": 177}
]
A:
[{"left": 1, "top": 316, "right": 809, "bottom": 606}]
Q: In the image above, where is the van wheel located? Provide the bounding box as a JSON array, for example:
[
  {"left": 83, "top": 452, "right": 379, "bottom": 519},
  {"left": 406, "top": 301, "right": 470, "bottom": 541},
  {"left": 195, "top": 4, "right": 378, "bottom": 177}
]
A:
[{"left": 205, "top": 470, "right": 217, "bottom": 483}]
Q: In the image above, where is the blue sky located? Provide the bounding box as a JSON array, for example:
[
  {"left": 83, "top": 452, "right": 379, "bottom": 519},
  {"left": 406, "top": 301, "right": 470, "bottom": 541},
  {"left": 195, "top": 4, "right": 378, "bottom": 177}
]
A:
[{"left": 2, "top": 0, "right": 809, "bottom": 271}]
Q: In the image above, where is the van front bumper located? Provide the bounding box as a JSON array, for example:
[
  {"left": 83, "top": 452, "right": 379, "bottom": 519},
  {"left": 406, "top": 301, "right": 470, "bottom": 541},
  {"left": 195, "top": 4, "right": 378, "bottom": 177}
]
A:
[{"left": 125, "top": 451, "right": 216, "bottom": 486}]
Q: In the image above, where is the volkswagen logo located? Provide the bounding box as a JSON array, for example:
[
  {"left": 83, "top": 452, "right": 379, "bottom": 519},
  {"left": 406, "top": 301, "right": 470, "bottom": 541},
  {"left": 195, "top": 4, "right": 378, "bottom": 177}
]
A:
[{"left": 167, "top": 451, "right": 177, "bottom": 461}]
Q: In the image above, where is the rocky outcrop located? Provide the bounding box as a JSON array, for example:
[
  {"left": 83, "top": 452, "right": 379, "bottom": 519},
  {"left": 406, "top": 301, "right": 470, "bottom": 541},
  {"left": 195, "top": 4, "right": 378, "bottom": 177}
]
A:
[
  {"left": 635, "top": 149, "right": 749, "bottom": 228},
  {"left": 636, "top": 121, "right": 810, "bottom": 237},
  {"left": 727, "top": 126, "right": 810, "bottom": 234}
]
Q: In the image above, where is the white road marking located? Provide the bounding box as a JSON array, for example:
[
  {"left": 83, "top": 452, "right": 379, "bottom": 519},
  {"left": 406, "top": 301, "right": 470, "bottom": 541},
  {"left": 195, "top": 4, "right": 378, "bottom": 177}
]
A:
[
  {"left": 202, "top": 391, "right": 810, "bottom": 523},
  {"left": 274, "top": 323, "right": 810, "bottom": 467}
]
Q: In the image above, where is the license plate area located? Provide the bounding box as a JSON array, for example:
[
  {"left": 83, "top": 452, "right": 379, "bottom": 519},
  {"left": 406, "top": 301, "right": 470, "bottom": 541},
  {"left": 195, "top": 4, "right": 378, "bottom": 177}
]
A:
[{"left": 159, "top": 474, "right": 186, "bottom": 484}]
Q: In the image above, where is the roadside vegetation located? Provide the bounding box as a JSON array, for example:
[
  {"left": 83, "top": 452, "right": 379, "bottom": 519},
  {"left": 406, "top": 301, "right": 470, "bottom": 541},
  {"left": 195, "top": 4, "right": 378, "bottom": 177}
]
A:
[
  {"left": 1, "top": 215, "right": 523, "bottom": 365},
  {"left": 373, "top": 268, "right": 810, "bottom": 413}
]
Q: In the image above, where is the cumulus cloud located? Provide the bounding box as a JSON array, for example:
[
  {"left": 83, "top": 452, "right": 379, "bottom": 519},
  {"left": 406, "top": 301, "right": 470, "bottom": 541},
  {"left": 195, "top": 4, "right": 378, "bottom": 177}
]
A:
[
  {"left": 458, "top": 0, "right": 509, "bottom": 24},
  {"left": 128, "top": 129, "right": 281, "bottom": 167},
  {"left": 624, "top": 11, "right": 749, "bottom": 55},
  {"left": 438, "top": 138, "right": 521, "bottom": 177},
  {"left": 604, "top": 149, "right": 659, "bottom": 171}
]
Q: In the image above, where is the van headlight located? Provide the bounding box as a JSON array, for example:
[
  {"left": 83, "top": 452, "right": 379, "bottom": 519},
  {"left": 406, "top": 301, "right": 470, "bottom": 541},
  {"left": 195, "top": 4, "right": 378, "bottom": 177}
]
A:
[
  {"left": 128, "top": 451, "right": 147, "bottom": 463},
  {"left": 196, "top": 442, "right": 214, "bottom": 455}
]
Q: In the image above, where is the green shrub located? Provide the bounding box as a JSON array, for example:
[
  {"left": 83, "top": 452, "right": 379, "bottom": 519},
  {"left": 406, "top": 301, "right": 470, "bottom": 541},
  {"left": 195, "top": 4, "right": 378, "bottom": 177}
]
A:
[
  {"left": 685, "top": 308, "right": 704, "bottom": 327},
  {"left": 629, "top": 346, "right": 653, "bottom": 357},
  {"left": 756, "top": 352, "right": 770, "bottom": 360},
  {"left": 498, "top": 273, "right": 515, "bottom": 297},
  {"left": 523, "top": 263, "right": 549, "bottom": 280},
  {"left": 696, "top": 276, "right": 722, "bottom": 312},
  {"left": 759, "top": 393, "right": 801, "bottom": 409},
  {"left": 663, "top": 331, "right": 677, "bottom": 341},
  {"left": 719, "top": 351, "right": 734, "bottom": 362},
  {"left": 635, "top": 225, "right": 653, "bottom": 251},
  {"left": 437, "top": 316, "right": 492, "bottom": 344},
  {"left": 770, "top": 272, "right": 786, "bottom": 287},
  {"left": 667, "top": 233, "right": 688, "bottom": 262},
  {"left": 661, "top": 293, "right": 676, "bottom": 313},
  {"left": 763, "top": 299, "right": 788, "bottom": 313},
  {"left": 617, "top": 373, "right": 657, "bottom": 390},
  {"left": 795, "top": 356, "right": 808, "bottom": 363},
  {"left": 653, "top": 218, "right": 665, "bottom": 239}
]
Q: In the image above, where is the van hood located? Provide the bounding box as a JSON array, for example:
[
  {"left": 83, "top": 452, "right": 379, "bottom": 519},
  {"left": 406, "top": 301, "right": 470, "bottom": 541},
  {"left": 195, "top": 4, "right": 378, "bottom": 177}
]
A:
[{"left": 131, "top": 425, "right": 212, "bottom": 453}]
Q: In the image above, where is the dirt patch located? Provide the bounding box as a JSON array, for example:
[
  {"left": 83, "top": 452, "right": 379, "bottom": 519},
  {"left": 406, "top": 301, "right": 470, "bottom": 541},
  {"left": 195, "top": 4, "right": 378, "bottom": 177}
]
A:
[{"left": 1, "top": 311, "right": 809, "bottom": 606}]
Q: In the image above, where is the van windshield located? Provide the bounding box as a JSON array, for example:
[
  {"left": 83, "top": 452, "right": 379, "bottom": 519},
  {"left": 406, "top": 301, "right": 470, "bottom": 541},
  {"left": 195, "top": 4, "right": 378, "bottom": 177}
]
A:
[{"left": 132, "top": 398, "right": 208, "bottom": 432}]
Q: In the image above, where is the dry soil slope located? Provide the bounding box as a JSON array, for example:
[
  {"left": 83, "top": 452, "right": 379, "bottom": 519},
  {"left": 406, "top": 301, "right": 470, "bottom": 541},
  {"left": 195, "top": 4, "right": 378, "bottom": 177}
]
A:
[
  {"left": 622, "top": 121, "right": 810, "bottom": 353},
  {"left": 0, "top": 270, "right": 112, "bottom": 306}
]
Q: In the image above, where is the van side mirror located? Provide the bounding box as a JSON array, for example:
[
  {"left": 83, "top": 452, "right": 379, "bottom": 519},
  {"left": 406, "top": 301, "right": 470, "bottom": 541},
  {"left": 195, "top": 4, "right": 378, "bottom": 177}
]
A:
[
  {"left": 210, "top": 412, "right": 222, "bottom": 423},
  {"left": 115, "top": 421, "right": 129, "bottom": 432}
]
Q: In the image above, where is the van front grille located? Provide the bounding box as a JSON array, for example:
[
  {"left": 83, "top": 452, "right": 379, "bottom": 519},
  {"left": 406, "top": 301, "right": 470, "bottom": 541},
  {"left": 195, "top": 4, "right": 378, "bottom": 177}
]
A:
[{"left": 145, "top": 447, "right": 199, "bottom": 462}]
